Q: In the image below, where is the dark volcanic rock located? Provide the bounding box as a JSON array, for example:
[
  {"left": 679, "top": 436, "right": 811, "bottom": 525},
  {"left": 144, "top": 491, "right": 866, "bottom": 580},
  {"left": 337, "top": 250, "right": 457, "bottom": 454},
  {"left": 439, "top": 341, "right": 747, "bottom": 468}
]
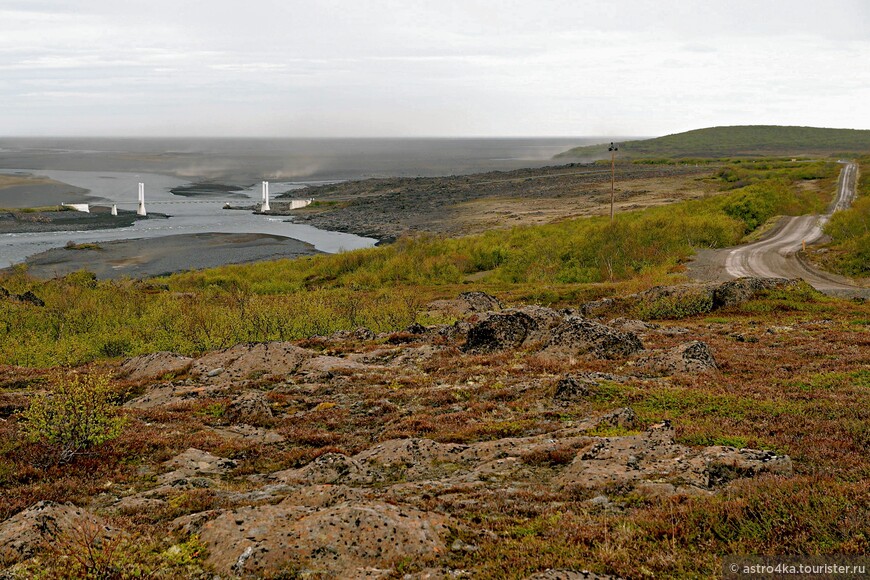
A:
[
  {"left": 463, "top": 306, "right": 563, "bottom": 352},
  {"left": 544, "top": 317, "right": 643, "bottom": 359},
  {"left": 712, "top": 277, "right": 801, "bottom": 308},
  {"left": 14, "top": 290, "right": 44, "bottom": 307},
  {"left": 553, "top": 375, "right": 592, "bottom": 402}
]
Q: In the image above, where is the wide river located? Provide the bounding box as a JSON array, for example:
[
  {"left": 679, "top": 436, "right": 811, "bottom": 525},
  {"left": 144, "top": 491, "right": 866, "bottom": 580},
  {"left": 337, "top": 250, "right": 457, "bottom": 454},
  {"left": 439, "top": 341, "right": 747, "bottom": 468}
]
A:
[{"left": 0, "top": 169, "right": 377, "bottom": 268}]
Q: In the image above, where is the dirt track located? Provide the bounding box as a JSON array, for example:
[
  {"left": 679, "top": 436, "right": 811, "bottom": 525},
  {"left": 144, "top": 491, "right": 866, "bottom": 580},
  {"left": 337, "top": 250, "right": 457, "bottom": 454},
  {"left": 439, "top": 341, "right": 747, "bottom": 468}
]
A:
[{"left": 689, "top": 162, "right": 868, "bottom": 297}]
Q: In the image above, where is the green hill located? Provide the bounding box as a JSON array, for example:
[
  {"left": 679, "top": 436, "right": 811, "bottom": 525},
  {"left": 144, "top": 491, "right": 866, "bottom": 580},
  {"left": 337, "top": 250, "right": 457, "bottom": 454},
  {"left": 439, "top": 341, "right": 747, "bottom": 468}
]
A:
[{"left": 557, "top": 125, "right": 870, "bottom": 160}]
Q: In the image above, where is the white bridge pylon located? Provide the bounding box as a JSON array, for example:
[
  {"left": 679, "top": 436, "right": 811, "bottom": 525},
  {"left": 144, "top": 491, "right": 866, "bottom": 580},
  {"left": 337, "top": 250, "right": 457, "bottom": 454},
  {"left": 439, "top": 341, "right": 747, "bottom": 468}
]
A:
[
  {"left": 136, "top": 182, "right": 147, "bottom": 216},
  {"left": 261, "top": 180, "right": 271, "bottom": 212}
]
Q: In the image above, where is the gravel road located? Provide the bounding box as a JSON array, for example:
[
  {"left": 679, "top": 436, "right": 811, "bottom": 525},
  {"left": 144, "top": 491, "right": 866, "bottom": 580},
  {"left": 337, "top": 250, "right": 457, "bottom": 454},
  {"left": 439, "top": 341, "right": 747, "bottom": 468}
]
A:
[{"left": 689, "top": 162, "right": 867, "bottom": 296}]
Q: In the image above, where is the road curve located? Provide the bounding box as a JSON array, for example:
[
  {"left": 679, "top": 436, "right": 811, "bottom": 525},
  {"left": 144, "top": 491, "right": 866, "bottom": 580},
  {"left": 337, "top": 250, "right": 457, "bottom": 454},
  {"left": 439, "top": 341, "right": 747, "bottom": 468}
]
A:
[{"left": 691, "top": 161, "right": 865, "bottom": 295}]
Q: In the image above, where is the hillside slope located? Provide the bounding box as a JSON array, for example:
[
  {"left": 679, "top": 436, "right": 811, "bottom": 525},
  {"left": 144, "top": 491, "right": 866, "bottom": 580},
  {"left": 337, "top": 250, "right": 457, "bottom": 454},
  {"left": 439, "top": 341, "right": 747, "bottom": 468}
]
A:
[{"left": 557, "top": 125, "right": 870, "bottom": 159}]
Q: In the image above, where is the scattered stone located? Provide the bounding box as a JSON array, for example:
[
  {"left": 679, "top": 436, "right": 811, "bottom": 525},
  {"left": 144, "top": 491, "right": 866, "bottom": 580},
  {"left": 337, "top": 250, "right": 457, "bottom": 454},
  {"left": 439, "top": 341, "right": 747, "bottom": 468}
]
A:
[
  {"left": 124, "top": 382, "right": 224, "bottom": 409},
  {"left": 0, "top": 502, "right": 116, "bottom": 565},
  {"left": 405, "top": 322, "right": 429, "bottom": 335},
  {"left": 458, "top": 291, "right": 503, "bottom": 312},
  {"left": 209, "top": 424, "right": 285, "bottom": 444},
  {"left": 118, "top": 351, "right": 194, "bottom": 382},
  {"left": 583, "top": 278, "right": 807, "bottom": 320},
  {"left": 355, "top": 438, "right": 470, "bottom": 481},
  {"left": 607, "top": 318, "right": 659, "bottom": 333},
  {"left": 594, "top": 407, "right": 639, "bottom": 431},
  {"left": 544, "top": 317, "right": 643, "bottom": 359}
]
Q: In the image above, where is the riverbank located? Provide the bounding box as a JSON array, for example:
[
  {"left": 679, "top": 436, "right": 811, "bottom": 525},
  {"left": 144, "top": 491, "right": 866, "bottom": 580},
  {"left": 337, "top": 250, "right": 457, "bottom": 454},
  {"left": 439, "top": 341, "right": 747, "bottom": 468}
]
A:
[
  {"left": 14, "top": 232, "right": 321, "bottom": 280},
  {"left": 0, "top": 172, "right": 94, "bottom": 208},
  {"left": 0, "top": 206, "right": 152, "bottom": 235},
  {"left": 281, "top": 162, "right": 715, "bottom": 241}
]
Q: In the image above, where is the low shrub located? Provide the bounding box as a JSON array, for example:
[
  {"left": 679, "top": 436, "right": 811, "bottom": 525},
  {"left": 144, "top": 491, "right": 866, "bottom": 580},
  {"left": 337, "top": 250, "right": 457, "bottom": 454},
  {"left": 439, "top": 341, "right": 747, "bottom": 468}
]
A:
[{"left": 21, "top": 373, "right": 127, "bottom": 463}]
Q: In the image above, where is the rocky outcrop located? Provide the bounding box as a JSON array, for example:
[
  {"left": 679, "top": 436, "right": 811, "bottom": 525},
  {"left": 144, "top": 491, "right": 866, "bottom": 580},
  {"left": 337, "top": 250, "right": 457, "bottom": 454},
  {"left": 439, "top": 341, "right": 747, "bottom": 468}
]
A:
[
  {"left": 0, "top": 502, "right": 116, "bottom": 566},
  {"left": 545, "top": 317, "right": 643, "bottom": 359},
  {"left": 225, "top": 390, "right": 274, "bottom": 425},
  {"left": 426, "top": 291, "right": 503, "bottom": 318},
  {"left": 274, "top": 452, "right": 376, "bottom": 485},
  {"left": 553, "top": 375, "right": 592, "bottom": 402},
  {"left": 712, "top": 277, "right": 802, "bottom": 308},
  {"left": 463, "top": 306, "right": 567, "bottom": 352},
  {"left": 159, "top": 448, "right": 237, "bottom": 485},
  {"left": 580, "top": 277, "right": 809, "bottom": 320},
  {"left": 555, "top": 421, "right": 792, "bottom": 497},
  {"left": 638, "top": 341, "right": 718, "bottom": 375},
  {"left": 198, "top": 500, "right": 450, "bottom": 578},
  {"left": 118, "top": 351, "right": 193, "bottom": 381},
  {"left": 190, "top": 341, "right": 314, "bottom": 383}
]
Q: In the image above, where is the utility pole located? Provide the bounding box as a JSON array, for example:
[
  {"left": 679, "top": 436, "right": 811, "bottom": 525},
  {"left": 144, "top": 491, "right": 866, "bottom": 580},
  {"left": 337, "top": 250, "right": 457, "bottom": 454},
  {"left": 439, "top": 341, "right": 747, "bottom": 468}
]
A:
[{"left": 609, "top": 142, "right": 618, "bottom": 223}]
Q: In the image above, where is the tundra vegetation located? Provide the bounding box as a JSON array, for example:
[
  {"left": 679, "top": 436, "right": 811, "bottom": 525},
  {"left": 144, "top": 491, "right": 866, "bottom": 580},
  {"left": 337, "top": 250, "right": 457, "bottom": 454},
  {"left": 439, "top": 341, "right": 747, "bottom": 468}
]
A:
[{"left": 0, "top": 155, "right": 867, "bottom": 578}]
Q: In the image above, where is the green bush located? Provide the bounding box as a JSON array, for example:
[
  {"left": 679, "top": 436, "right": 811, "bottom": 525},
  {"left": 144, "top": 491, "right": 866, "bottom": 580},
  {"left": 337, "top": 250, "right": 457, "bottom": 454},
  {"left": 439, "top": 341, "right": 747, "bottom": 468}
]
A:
[
  {"left": 633, "top": 289, "right": 714, "bottom": 320},
  {"left": 822, "top": 157, "right": 870, "bottom": 277},
  {"left": 22, "top": 373, "right": 127, "bottom": 463}
]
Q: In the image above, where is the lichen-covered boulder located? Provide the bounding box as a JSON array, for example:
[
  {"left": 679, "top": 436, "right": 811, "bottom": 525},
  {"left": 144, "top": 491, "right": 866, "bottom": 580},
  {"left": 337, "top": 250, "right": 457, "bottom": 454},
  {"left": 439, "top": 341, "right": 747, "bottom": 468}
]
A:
[{"left": 544, "top": 317, "right": 643, "bottom": 359}]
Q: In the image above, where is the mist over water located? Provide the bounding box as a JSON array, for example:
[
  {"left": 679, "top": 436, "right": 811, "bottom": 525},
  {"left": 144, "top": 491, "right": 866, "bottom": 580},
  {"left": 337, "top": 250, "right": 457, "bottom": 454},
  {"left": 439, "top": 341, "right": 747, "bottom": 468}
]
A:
[{"left": 0, "top": 137, "right": 602, "bottom": 182}]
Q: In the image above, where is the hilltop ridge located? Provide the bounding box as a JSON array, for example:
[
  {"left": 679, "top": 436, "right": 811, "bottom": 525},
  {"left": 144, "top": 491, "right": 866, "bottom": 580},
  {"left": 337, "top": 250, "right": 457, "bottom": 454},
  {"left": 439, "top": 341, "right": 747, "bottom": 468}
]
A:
[{"left": 557, "top": 125, "right": 870, "bottom": 159}]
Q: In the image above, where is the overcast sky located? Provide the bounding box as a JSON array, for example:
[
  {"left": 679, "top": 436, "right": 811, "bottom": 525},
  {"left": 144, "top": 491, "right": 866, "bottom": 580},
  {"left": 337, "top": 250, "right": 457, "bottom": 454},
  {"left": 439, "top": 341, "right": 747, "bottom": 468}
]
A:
[{"left": 2, "top": 0, "right": 869, "bottom": 137}]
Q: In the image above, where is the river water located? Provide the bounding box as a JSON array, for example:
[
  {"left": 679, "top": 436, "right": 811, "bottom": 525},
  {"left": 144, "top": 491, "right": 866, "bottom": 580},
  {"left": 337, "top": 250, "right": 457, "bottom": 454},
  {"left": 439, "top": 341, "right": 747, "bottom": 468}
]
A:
[
  {"left": 0, "top": 169, "right": 376, "bottom": 268},
  {"left": 0, "top": 137, "right": 606, "bottom": 268}
]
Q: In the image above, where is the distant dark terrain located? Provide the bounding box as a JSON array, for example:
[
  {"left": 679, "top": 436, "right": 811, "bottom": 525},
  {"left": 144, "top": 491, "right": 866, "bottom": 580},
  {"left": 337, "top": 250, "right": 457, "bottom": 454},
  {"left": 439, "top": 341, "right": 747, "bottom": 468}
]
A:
[{"left": 558, "top": 125, "right": 870, "bottom": 160}]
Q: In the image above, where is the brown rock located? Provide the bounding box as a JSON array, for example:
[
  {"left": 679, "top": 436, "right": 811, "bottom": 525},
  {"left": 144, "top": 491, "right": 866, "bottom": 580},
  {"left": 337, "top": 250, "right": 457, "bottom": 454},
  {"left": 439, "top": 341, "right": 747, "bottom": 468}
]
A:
[
  {"left": 426, "top": 291, "right": 503, "bottom": 318},
  {"left": 275, "top": 452, "right": 376, "bottom": 485},
  {"left": 190, "top": 341, "right": 314, "bottom": 383},
  {"left": 525, "top": 570, "right": 621, "bottom": 580},
  {"left": 225, "top": 390, "right": 274, "bottom": 425},
  {"left": 638, "top": 341, "right": 717, "bottom": 375},
  {"left": 198, "top": 501, "right": 450, "bottom": 577},
  {"left": 118, "top": 351, "right": 193, "bottom": 382},
  {"left": 556, "top": 421, "right": 792, "bottom": 495},
  {"left": 0, "top": 502, "right": 116, "bottom": 566}
]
